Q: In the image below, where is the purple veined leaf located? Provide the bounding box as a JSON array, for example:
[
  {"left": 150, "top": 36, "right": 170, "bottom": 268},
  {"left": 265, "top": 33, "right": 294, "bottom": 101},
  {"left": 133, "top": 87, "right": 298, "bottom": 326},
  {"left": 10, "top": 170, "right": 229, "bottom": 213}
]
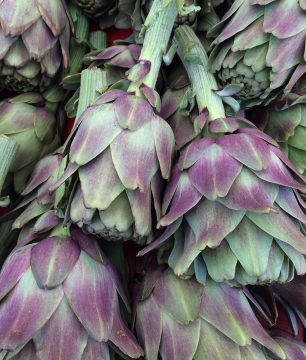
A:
[
  {"left": 95, "top": 45, "right": 128, "bottom": 60},
  {"left": 263, "top": 0, "right": 306, "bottom": 38},
  {"left": 200, "top": 281, "right": 285, "bottom": 358},
  {"left": 30, "top": 237, "right": 80, "bottom": 289},
  {"left": 33, "top": 211, "right": 60, "bottom": 233},
  {"left": 49, "top": 162, "right": 78, "bottom": 193},
  {"left": 160, "top": 87, "right": 187, "bottom": 119},
  {"left": 79, "top": 148, "right": 124, "bottom": 210},
  {"left": 247, "top": 207, "right": 306, "bottom": 254},
  {"left": 82, "top": 337, "right": 110, "bottom": 360},
  {"left": 70, "top": 227, "right": 106, "bottom": 264},
  {"left": 70, "top": 103, "right": 121, "bottom": 166},
  {"left": 276, "top": 187, "right": 306, "bottom": 223},
  {"left": 95, "top": 89, "right": 126, "bottom": 105},
  {"left": 255, "top": 149, "right": 306, "bottom": 191},
  {"left": 153, "top": 269, "right": 203, "bottom": 325},
  {"left": 266, "top": 31, "right": 306, "bottom": 73},
  {"left": 127, "top": 60, "right": 151, "bottom": 82},
  {"left": 231, "top": 17, "right": 268, "bottom": 52},
  {"left": 151, "top": 171, "right": 164, "bottom": 222},
  {"left": 12, "top": 199, "right": 50, "bottom": 229},
  {"left": 109, "top": 299, "right": 144, "bottom": 359},
  {"left": 70, "top": 186, "right": 95, "bottom": 225},
  {"left": 63, "top": 251, "right": 116, "bottom": 342},
  {"left": 35, "top": 0, "right": 68, "bottom": 36},
  {"left": 213, "top": 0, "right": 263, "bottom": 44},
  {"left": 110, "top": 122, "right": 158, "bottom": 192},
  {"left": 22, "top": 18, "right": 57, "bottom": 60},
  {"left": 127, "top": 187, "right": 152, "bottom": 237},
  {"left": 208, "top": 117, "right": 254, "bottom": 134},
  {"left": 0, "top": 245, "right": 32, "bottom": 300},
  {"left": 158, "top": 172, "right": 202, "bottom": 227},
  {"left": 239, "top": 342, "right": 267, "bottom": 360},
  {"left": 239, "top": 127, "right": 278, "bottom": 147},
  {"left": 188, "top": 143, "right": 242, "bottom": 200},
  {"left": 22, "top": 155, "right": 61, "bottom": 195},
  {"left": 151, "top": 114, "right": 175, "bottom": 180},
  {"left": 136, "top": 297, "right": 162, "bottom": 360},
  {"left": 174, "top": 223, "right": 204, "bottom": 276},
  {"left": 140, "top": 84, "right": 161, "bottom": 112},
  {"left": 114, "top": 94, "right": 154, "bottom": 131},
  {"left": 34, "top": 298, "right": 87, "bottom": 360},
  {"left": 218, "top": 167, "right": 278, "bottom": 212},
  {"left": 0, "top": 268, "right": 63, "bottom": 351},
  {"left": 177, "top": 137, "right": 215, "bottom": 170},
  {"left": 217, "top": 133, "right": 270, "bottom": 171},
  {"left": 160, "top": 312, "right": 200, "bottom": 360},
  {"left": 185, "top": 199, "right": 245, "bottom": 248},
  {"left": 137, "top": 219, "right": 182, "bottom": 257},
  {"left": 0, "top": 0, "right": 40, "bottom": 36}
]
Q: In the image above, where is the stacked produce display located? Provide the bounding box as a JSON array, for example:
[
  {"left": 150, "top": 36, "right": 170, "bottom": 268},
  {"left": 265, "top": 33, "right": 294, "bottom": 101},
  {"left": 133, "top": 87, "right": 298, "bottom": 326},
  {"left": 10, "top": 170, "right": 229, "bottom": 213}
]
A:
[{"left": 0, "top": 0, "right": 305, "bottom": 359}]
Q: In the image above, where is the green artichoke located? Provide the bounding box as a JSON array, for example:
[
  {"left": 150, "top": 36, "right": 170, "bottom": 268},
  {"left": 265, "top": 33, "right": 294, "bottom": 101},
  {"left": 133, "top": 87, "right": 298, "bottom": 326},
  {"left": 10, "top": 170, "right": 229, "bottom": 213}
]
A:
[
  {"left": 72, "top": 0, "right": 135, "bottom": 29},
  {"left": 0, "top": 225, "right": 143, "bottom": 360},
  {"left": 208, "top": 0, "right": 306, "bottom": 107},
  {"left": 0, "top": 89, "right": 62, "bottom": 195},
  {"left": 0, "top": 0, "right": 72, "bottom": 92},
  {"left": 140, "top": 26, "right": 306, "bottom": 286},
  {"left": 263, "top": 97, "right": 306, "bottom": 176},
  {"left": 134, "top": 266, "right": 286, "bottom": 360}
]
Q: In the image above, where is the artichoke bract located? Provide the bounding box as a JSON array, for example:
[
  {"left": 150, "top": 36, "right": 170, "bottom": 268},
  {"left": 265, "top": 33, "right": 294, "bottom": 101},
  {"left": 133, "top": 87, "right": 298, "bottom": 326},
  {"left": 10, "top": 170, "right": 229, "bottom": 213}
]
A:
[
  {"left": 0, "top": 0, "right": 72, "bottom": 92},
  {"left": 51, "top": 0, "right": 179, "bottom": 243},
  {"left": 263, "top": 98, "right": 306, "bottom": 176},
  {"left": 140, "top": 26, "right": 306, "bottom": 286},
  {"left": 0, "top": 90, "right": 62, "bottom": 195},
  {"left": 0, "top": 226, "right": 143, "bottom": 360},
  {"left": 208, "top": 0, "right": 306, "bottom": 107},
  {"left": 134, "top": 266, "right": 286, "bottom": 360}
]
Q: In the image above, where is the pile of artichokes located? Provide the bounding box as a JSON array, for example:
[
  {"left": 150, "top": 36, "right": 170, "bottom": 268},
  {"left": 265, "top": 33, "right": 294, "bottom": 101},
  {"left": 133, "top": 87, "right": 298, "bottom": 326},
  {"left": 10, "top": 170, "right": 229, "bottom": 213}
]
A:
[{"left": 0, "top": 0, "right": 305, "bottom": 359}]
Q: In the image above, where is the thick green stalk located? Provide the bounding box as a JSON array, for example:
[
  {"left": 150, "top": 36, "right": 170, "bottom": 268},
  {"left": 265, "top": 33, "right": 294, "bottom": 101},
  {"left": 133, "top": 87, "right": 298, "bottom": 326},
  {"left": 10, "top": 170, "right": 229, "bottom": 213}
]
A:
[
  {"left": 76, "top": 67, "right": 108, "bottom": 120},
  {"left": 0, "top": 136, "right": 18, "bottom": 201},
  {"left": 128, "top": 0, "right": 178, "bottom": 93},
  {"left": 174, "top": 25, "right": 225, "bottom": 120}
]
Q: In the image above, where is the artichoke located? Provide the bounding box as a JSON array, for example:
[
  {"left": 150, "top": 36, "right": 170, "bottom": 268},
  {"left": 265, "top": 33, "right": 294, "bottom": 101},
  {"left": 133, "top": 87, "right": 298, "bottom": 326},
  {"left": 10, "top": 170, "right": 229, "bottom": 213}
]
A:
[
  {"left": 50, "top": 0, "right": 178, "bottom": 243},
  {"left": 140, "top": 26, "right": 306, "bottom": 286},
  {"left": 72, "top": 0, "right": 135, "bottom": 29},
  {"left": 0, "top": 226, "right": 143, "bottom": 359},
  {"left": 0, "top": 89, "right": 62, "bottom": 195},
  {"left": 208, "top": 0, "right": 306, "bottom": 107},
  {"left": 0, "top": 0, "right": 72, "bottom": 92},
  {"left": 134, "top": 266, "right": 286, "bottom": 360},
  {"left": 263, "top": 98, "right": 306, "bottom": 176}
]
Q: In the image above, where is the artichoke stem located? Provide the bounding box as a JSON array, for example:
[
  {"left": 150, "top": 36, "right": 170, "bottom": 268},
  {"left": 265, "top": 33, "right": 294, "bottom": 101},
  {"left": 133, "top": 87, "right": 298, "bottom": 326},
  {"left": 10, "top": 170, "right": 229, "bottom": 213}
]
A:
[
  {"left": 76, "top": 67, "right": 108, "bottom": 120},
  {"left": 128, "top": 0, "right": 178, "bottom": 93},
  {"left": 174, "top": 25, "right": 225, "bottom": 120},
  {"left": 0, "top": 136, "right": 18, "bottom": 194}
]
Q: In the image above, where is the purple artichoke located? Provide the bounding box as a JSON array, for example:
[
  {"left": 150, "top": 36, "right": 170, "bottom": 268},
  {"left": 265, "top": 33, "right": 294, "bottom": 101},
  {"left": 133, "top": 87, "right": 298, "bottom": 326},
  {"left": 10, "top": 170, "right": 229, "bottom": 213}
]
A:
[
  {"left": 0, "top": 0, "right": 72, "bottom": 92},
  {"left": 134, "top": 266, "right": 286, "bottom": 359},
  {"left": 208, "top": 0, "right": 306, "bottom": 107},
  {"left": 0, "top": 90, "right": 62, "bottom": 194},
  {"left": 50, "top": 0, "right": 179, "bottom": 243},
  {"left": 262, "top": 97, "right": 306, "bottom": 176},
  {"left": 0, "top": 227, "right": 143, "bottom": 359},
  {"left": 140, "top": 25, "right": 306, "bottom": 285},
  {"left": 52, "top": 90, "right": 175, "bottom": 243}
]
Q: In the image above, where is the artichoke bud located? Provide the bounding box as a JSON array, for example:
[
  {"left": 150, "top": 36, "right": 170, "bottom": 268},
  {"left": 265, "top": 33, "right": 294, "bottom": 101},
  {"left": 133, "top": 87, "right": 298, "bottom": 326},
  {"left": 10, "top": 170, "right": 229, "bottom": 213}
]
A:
[
  {"left": 0, "top": 89, "right": 63, "bottom": 194},
  {"left": 0, "top": 0, "right": 73, "bottom": 93}
]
